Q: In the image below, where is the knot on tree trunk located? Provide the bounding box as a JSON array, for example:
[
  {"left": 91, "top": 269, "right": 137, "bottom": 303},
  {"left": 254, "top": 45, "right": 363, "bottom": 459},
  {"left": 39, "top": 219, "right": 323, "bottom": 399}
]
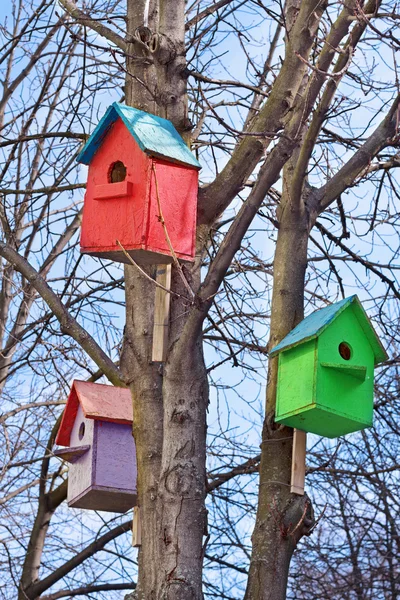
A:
[{"left": 281, "top": 493, "right": 315, "bottom": 547}]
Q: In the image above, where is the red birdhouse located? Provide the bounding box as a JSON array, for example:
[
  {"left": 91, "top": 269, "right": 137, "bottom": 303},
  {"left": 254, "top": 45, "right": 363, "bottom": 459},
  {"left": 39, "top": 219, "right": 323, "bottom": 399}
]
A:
[{"left": 77, "top": 103, "right": 201, "bottom": 264}]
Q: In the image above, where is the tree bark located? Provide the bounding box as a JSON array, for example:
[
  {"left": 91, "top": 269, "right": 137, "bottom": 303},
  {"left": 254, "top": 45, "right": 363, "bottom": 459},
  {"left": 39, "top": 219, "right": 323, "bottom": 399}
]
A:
[
  {"left": 122, "top": 1, "right": 208, "bottom": 598},
  {"left": 244, "top": 185, "right": 315, "bottom": 600}
]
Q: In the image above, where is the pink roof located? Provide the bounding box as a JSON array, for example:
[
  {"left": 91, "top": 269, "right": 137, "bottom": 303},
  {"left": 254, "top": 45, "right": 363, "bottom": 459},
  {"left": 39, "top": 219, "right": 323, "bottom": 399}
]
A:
[{"left": 55, "top": 380, "right": 133, "bottom": 446}]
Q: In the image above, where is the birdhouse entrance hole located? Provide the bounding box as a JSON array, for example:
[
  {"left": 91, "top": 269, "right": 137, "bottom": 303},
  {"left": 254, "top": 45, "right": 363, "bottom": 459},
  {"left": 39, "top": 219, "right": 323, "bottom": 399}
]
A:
[
  {"left": 338, "top": 342, "right": 352, "bottom": 361},
  {"left": 108, "top": 161, "right": 127, "bottom": 183},
  {"left": 78, "top": 422, "right": 85, "bottom": 440}
]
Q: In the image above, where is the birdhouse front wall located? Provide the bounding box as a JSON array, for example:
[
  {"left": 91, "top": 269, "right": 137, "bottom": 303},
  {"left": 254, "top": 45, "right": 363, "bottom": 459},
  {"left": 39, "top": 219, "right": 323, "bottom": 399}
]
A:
[
  {"left": 80, "top": 117, "right": 198, "bottom": 264},
  {"left": 67, "top": 405, "right": 94, "bottom": 506},
  {"left": 80, "top": 118, "right": 150, "bottom": 261}
]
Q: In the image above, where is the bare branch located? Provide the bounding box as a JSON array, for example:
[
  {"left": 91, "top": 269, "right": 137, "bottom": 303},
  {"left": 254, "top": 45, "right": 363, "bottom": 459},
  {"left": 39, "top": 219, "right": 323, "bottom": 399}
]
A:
[
  {"left": 58, "top": 0, "right": 127, "bottom": 51},
  {"left": 40, "top": 582, "right": 137, "bottom": 600},
  {"left": 186, "top": 0, "right": 236, "bottom": 30},
  {"left": 0, "top": 243, "right": 124, "bottom": 386},
  {"left": 26, "top": 521, "right": 132, "bottom": 598},
  {"left": 317, "top": 94, "right": 400, "bottom": 213}
]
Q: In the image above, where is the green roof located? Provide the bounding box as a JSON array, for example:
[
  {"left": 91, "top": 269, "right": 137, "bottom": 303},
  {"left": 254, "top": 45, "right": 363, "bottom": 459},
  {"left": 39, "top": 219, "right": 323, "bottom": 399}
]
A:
[
  {"left": 77, "top": 102, "right": 201, "bottom": 169},
  {"left": 269, "top": 295, "right": 387, "bottom": 365}
]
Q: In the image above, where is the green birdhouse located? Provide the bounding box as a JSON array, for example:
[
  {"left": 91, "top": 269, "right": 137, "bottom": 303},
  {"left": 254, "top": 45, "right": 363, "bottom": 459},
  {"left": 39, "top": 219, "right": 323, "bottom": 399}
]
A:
[{"left": 270, "top": 296, "right": 387, "bottom": 438}]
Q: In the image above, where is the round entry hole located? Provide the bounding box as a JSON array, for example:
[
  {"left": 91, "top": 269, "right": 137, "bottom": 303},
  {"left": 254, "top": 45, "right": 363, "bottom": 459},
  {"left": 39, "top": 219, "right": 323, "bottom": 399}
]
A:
[
  {"left": 338, "top": 342, "right": 352, "bottom": 361},
  {"left": 108, "top": 161, "right": 127, "bottom": 183},
  {"left": 78, "top": 422, "right": 85, "bottom": 440}
]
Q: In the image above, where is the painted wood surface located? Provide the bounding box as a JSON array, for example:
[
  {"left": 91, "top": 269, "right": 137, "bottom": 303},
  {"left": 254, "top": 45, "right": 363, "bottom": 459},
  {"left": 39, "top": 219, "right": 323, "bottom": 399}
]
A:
[
  {"left": 56, "top": 379, "right": 132, "bottom": 447},
  {"left": 67, "top": 417, "right": 137, "bottom": 512},
  {"left": 67, "top": 405, "right": 94, "bottom": 506},
  {"left": 270, "top": 295, "right": 387, "bottom": 363},
  {"left": 274, "top": 300, "right": 384, "bottom": 437},
  {"left": 79, "top": 118, "right": 198, "bottom": 264},
  {"left": 77, "top": 102, "right": 201, "bottom": 169},
  {"left": 55, "top": 381, "right": 137, "bottom": 513},
  {"left": 95, "top": 420, "right": 137, "bottom": 491}
]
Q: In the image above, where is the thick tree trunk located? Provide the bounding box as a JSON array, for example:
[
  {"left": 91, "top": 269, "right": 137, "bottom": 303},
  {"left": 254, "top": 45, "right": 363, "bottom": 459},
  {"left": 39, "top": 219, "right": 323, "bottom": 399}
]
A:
[
  {"left": 122, "top": 2, "right": 208, "bottom": 598},
  {"left": 244, "top": 189, "right": 316, "bottom": 599}
]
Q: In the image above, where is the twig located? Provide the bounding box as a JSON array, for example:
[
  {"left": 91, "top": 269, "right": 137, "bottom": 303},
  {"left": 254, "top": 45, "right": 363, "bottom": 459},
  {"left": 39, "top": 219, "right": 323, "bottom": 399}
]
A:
[
  {"left": 58, "top": 0, "right": 127, "bottom": 51},
  {"left": 116, "top": 240, "right": 192, "bottom": 302},
  {"left": 0, "top": 242, "right": 124, "bottom": 386}
]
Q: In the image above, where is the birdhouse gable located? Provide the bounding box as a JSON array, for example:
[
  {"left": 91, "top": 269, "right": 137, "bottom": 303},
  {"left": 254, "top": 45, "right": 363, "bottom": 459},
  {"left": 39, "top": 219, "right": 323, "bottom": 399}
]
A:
[
  {"left": 55, "top": 380, "right": 132, "bottom": 447},
  {"left": 270, "top": 295, "right": 387, "bottom": 364},
  {"left": 77, "top": 102, "right": 201, "bottom": 170}
]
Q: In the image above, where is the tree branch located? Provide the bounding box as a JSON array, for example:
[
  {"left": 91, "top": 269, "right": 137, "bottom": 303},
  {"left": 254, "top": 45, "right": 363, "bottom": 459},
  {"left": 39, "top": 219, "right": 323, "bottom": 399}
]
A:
[
  {"left": 27, "top": 521, "right": 132, "bottom": 598},
  {"left": 58, "top": 0, "right": 127, "bottom": 51},
  {"left": 175, "top": 132, "right": 298, "bottom": 351},
  {"left": 197, "top": 0, "right": 327, "bottom": 225},
  {"left": 317, "top": 94, "right": 400, "bottom": 213},
  {"left": 0, "top": 131, "right": 88, "bottom": 149},
  {"left": 0, "top": 183, "right": 85, "bottom": 195},
  {"left": 186, "top": 0, "right": 236, "bottom": 30},
  {"left": 40, "top": 582, "right": 136, "bottom": 600},
  {"left": 207, "top": 454, "right": 261, "bottom": 492},
  {"left": 0, "top": 243, "right": 124, "bottom": 386}
]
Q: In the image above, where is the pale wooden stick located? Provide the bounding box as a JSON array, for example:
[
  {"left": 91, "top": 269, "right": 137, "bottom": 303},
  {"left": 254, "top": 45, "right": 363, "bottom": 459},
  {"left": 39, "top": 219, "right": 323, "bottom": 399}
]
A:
[
  {"left": 291, "top": 428, "right": 306, "bottom": 495},
  {"left": 132, "top": 506, "right": 142, "bottom": 547},
  {"left": 152, "top": 264, "right": 172, "bottom": 362}
]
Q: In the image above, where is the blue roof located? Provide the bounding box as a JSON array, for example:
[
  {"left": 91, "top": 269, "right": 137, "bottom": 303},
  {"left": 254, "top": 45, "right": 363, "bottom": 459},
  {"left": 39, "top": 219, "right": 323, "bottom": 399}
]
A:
[
  {"left": 270, "top": 295, "right": 387, "bottom": 363},
  {"left": 77, "top": 103, "right": 201, "bottom": 169}
]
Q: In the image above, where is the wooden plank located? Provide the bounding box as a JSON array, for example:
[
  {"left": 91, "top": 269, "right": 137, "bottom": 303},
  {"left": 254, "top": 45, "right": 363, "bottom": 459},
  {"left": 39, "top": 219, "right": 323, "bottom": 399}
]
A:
[
  {"left": 291, "top": 429, "right": 306, "bottom": 495},
  {"left": 152, "top": 264, "right": 172, "bottom": 362},
  {"left": 132, "top": 506, "right": 142, "bottom": 547}
]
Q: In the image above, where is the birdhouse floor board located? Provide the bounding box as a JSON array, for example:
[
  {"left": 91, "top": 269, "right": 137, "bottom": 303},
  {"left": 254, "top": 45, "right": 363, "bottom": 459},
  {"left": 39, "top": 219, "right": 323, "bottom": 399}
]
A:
[
  {"left": 82, "top": 249, "right": 175, "bottom": 265},
  {"left": 68, "top": 484, "right": 137, "bottom": 513},
  {"left": 276, "top": 405, "right": 372, "bottom": 438}
]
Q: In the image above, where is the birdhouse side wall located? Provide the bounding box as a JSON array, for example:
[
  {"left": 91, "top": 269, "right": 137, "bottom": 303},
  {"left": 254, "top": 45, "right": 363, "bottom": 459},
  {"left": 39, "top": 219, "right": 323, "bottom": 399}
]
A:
[
  {"left": 80, "top": 118, "right": 151, "bottom": 255},
  {"left": 316, "top": 306, "right": 375, "bottom": 428},
  {"left": 275, "top": 339, "right": 317, "bottom": 422},
  {"left": 93, "top": 420, "right": 137, "bottom": 492},
  {"left": 67, "top": 405, "right": 94, "bottom": 504},
  {"left": 146, "top": 158, "right": 198, "bottom": 262}
]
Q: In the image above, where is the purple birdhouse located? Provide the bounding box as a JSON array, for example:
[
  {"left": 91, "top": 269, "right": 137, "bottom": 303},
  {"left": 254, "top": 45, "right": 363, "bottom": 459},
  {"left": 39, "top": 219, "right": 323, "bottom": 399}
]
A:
[{"left": 54, "top": 380, "right": 137, "bottom": 513}]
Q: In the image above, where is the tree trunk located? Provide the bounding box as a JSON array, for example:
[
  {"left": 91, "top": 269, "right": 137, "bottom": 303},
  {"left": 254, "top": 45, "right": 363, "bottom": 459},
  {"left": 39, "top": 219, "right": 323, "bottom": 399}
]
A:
[
  {"left": 122, "top": 1, "right": 208, "bottom": 598},
  {"left": 244, "top": 185, "right": 315, "bottom": 599}
]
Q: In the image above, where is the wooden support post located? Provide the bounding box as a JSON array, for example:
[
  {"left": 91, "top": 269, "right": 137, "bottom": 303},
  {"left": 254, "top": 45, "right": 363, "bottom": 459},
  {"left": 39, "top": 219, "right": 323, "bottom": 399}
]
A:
[
  {"left": 291, "top": 428, "right": 306, "bottom": 495},
  {"left": 132, "top": 506, "right": 142, "bottom": 547},
  {"left": 152, "top": 264, "right": 172, "bottom": 362}
]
